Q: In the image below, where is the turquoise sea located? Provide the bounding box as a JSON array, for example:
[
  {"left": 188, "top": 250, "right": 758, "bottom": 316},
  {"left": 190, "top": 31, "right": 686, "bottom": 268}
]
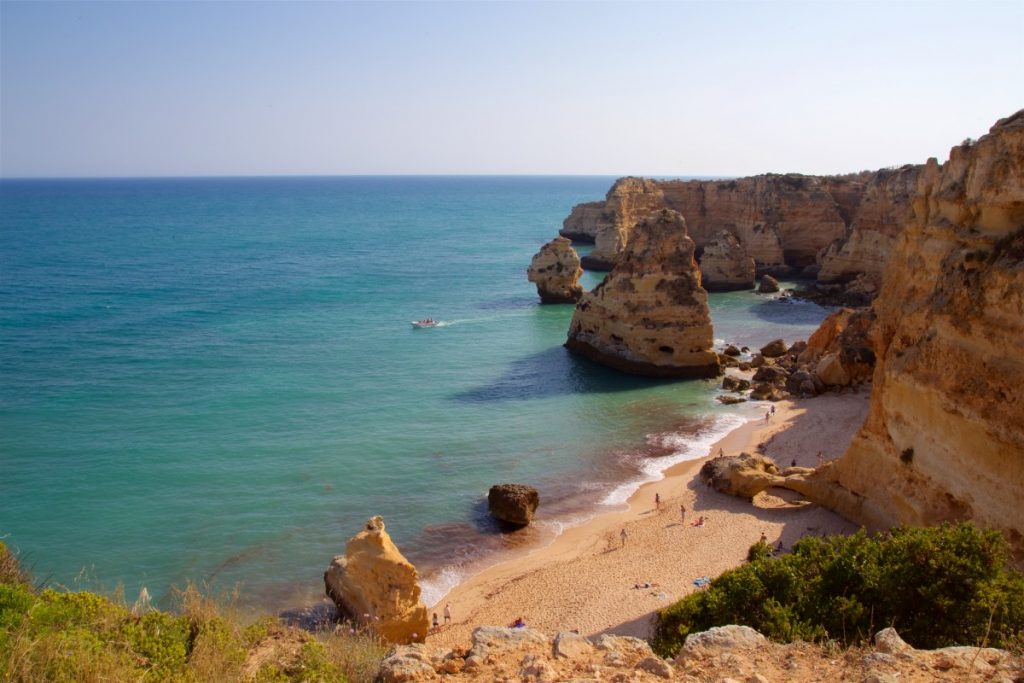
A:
[{"left": 0, "top": 176, "right": 831, "bottom": 613}]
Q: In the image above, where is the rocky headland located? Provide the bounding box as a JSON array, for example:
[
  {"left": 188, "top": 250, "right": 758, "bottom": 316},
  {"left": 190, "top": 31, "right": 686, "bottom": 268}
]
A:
[
  {"left": 834, "top": 110, "right": 1024, "bottom": 557},
  {"left": 564, "top": 209, "right": 720, "bottom": 378}
]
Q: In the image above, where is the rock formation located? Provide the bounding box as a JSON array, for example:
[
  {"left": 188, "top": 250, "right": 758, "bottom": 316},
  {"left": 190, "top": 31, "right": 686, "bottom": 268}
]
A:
[
  {"left": 526, "top": 237, "right": 583, "bottom": 303},
  {"left": 699, "top": 230, "right": 756, "bottom": 291},
  {"left": 757, "top": 274, "right": 780, "bottom": 293},
  {"left": 580, "top": 177, "right": 665, "bottom": 270},
  {"left": 376, "top": 624, "right": 1022, "bottom": 682},
  {"left": 487, "top": 484, "right": 540, "bottom": 526},
  {"left": 560, "top": 201, "right": 608, "bottom": 243},
  {"left": 324, "top": 516, "right": 430, "bottom": 644},
  {"left": 565, "top": 209, "right": 720, "bottom": 378},
  {"left": 834, "top": 110, "right": 1024, "bottom": 557},
  {"left": 818, "top": 164, "right": 922, "bottom": 286}
]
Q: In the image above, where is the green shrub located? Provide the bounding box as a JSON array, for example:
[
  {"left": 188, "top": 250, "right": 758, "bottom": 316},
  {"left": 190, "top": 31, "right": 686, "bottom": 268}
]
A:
[{"left": 653, "top": 522, "right": 1024, "bottom": 657}]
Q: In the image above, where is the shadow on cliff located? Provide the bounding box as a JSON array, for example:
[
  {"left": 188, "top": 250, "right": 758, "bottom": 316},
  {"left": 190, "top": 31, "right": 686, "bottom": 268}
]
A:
[{"left": 451, "top": 346, "right": 677, "bottom": 403}]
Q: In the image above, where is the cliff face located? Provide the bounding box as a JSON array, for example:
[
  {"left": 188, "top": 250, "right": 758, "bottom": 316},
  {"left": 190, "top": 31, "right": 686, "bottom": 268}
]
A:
[
  {"left": 818, "top": 165, "right": 922, "bottom": 284},
  {"left": 565, "top": 209, "right": 720, "bottom": 378},
  {"left": 566, "top": 174, "right": 860, "bottom": 272},
  {"left": 526, "top": 236, "right": 583, "bottom": 303},
  {"left": 699, "top": 230, "right": 756, "bottom": 291},
  {"left": 836, "top": 110, "right": 1024, "bottom": 557}
]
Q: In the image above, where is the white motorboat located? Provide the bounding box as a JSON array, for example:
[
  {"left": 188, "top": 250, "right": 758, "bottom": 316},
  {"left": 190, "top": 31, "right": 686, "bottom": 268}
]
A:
[{"left": 411, "top": 318, "right": 439, "bottom": 328}]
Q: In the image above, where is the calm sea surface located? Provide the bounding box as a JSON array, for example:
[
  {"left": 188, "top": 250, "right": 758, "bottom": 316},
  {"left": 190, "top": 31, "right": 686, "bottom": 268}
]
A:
[{"left": 0, "top": 176, "right": 831, "bottom": 611}]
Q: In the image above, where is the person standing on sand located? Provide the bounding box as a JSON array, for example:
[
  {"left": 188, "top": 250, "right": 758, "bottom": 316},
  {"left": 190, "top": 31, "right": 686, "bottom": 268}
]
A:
[
  {"left": 443, "top": 603, "right": 451, "bottom": 624},
  {"left": 432, "top": 613, "right": 439, "bottom": 630},
  {"left": 680, "top": 503, "right": 686, "bottom": 523},
  {"left": 765, "top": 410, "right": 770, "bottom": 423},
  {"left": 817, "top": 450, "right": 824, "bottom": 467},
  {"left": 771, "top": 405, "right": 776, "bottom": 416},
  {"left": 718, "top": 447, "right": 724, "bottom": 457},
  {"left": 620, "top": 528, "right": 627, "bottom": 547},
  {"left": 655, "top": 492, "right": 661, "bottom": 510}
]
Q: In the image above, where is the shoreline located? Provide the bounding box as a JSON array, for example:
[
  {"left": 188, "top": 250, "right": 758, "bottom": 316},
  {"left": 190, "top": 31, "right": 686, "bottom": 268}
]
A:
[{"left": 426, "top": 390, "right": 870, "bottom": 646}]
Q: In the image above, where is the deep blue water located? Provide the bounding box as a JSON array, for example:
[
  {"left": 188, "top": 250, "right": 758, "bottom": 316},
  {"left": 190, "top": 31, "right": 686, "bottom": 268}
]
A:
[{"left": 0, "top": 176, "right": 830, "bottom": 611}]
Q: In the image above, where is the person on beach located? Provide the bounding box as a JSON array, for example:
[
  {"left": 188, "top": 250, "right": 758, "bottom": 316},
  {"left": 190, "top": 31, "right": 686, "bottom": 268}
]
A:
[
  {"left": 770, "top": 405, "right": 776, "bottom": 416},
  {"left": 680, "top": 503, "right": 686, "bottom": 523},
  {"left": 817, "top": 450, "right": 824, "bottom": 466},
  {"left": 765, "top": 410, "right": 770, "bottom": 423},
  {"left": 759, "top": 531, "right": 768, "bottom": 544},
  {"left": 791, "top": 457, "right": 797, "bottom": 467},
  {"left": 692, "top": 516, "right": 705, "bottom": 527},
  {"left": 718, "top": 447, "right": 724, "bottom": 457},
  {"left": 432, "top": 613, "right": 439, "bottom": 630},
  {"left": 655, "top": 492, "right": 661, "bottom": 510},
  {"left": 443, "top": 603, "right": 451, "bottom": 624},
  {"left": 620, "top": 528, "right": 627, "bottom": 547}
]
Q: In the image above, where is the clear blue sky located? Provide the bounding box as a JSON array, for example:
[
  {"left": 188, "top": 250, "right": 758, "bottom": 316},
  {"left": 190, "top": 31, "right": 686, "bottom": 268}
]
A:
[{"left": 1, "top": 0, "right": 1021, "bottom": 177}]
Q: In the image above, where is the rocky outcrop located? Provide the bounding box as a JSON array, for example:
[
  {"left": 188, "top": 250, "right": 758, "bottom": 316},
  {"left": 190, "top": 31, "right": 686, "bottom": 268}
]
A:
[
  {"left": 818, "top": 164, "right": 923, "bottom": 286},
  {"left": 699, "top": 230, "right": 756, "bottom": 291},
  {"left": 559, "top": 201, "right": 608, "bottom": 243},
  {"left": 324, "top": 516, "right": 430, "bottom": 644},
  {"left": 757, "top": 275, "right": 780, "bottom": 293},
  {"left": 582, "top": 177, "right": 665, "bottom": 270},
  {"left": 565, "top": 174, "right": 865, "bottom": 273},
  {"left": 377, "top": 625, "right": 1022, "bottom": 682},
  {"left": 526, "top": 237, "right": 584, "bottom": 303},
  {"left": 487, "top": 484, "right": 540, "bottom": 526},
  {"left": 834, "top": 110, "right": 1024, "bottom": 557},
  {"left": 797, "top": 307, "right": 877, "bottom": 387},
  {"left": 565, "top": 209, "right": 720, "bottom": 378}
]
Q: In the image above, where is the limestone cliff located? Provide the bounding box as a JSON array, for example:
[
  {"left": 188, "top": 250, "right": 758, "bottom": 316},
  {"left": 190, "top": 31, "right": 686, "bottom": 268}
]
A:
[
  {"left": 565, "top": 209, "right": 720, "bottom": 378},
  {"left": 581, "top": 177, "right": 665, "bottom": 270},
  {"left": 324, "top": 516, "right": 430, "bottom": 644},
  {"left": 569, "top": 174, "right": 860, "bottom": 272},
  {"left": 818, "top": 164, "right": 922, "bottom": 285},
  {"left": 699, "top": 230, "right": 756, "bottom": 291},
  {"left": 559, "top": 200, "right": 608, "bottom": 243},
  {"left": 526, "top": 236, "right": 583, "bottom": 303},
  {"left": 836, "top": 110, "right": 1024, "bottom": 557}
]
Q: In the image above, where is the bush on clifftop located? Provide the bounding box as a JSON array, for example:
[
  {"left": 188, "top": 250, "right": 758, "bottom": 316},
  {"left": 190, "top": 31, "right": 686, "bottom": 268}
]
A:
[
  {"left": 653, "top": 523, "right": 1024, "bottom": 657},
  {"left": 0, "top": 542, "right": 386, "bottom": 682}
]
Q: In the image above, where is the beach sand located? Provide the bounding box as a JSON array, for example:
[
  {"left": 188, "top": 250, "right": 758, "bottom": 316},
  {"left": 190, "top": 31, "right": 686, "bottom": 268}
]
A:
[{"left": 428, "top": 390, "right": 871, "bottom": 646}]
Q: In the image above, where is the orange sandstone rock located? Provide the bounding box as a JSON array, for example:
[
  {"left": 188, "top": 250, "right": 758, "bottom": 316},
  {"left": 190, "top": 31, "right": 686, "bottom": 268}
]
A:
[
  {"left": 526, "top": 236, "right": 583, "bottom": 303},
  {"left": 565, "top": 209, "right": 720, "bottom": 378}
]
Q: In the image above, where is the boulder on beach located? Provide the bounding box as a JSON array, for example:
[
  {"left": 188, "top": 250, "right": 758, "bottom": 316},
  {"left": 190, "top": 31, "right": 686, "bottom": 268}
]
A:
[
  {"left": 759, "top": 339, "right": 788, "bottom": 358},
  {"left": 488, "top": 484, "right": 540, "bottom": 526},
  {"left": 323, "top": 516, "right": 429, "bottom": 644},
  {"left": 758, "top": 275, "right": 780, "bottom": 293}
]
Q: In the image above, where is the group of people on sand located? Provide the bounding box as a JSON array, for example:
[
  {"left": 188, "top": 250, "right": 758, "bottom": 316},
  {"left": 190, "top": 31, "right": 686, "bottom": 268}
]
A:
[{"left": 430, "top": 603, "right": 453, "bottom": 631}]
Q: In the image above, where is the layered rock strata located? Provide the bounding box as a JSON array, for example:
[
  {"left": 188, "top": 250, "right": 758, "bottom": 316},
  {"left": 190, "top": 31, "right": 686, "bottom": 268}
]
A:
[
  {"left": 526, "top": 236, "right": 583, "bottom": 303},
  {"left": 565, "top": 209, "right": 720, "bottom": 378},
  {"left": 324, "top": 516, "right": 430, "bottom": 644},
  {"left": 699, "top": 230, "right": 756, "bottom": 291},
  {"left": 835, "top": 110, "right": 1024, "bottom": 557}
]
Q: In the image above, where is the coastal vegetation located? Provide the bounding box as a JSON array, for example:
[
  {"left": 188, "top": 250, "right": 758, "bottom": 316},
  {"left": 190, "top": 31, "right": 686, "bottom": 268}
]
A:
[
  {"left": 0, "top": 543, "right": 386, "bottom": 682},
  {"left": 652, "top": 523, "right": 1024, "bottom": 658}
]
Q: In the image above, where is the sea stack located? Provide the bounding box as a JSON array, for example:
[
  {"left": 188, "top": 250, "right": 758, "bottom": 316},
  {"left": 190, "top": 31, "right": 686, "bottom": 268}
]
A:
[
  {"left": 526, "top": 236, "right": 584, "bottom": 303},
  {"left": 834, "top": 109, "right": 1024, "bottom": 557},
  {"left": 323, "top": 516, "right": 430, "bottom": 644},
  {"left": 699, "top": 230, "right": 756, "bottom": 291},
  {"left": 565, "top": 209, "right": 720, "bottom": 378}
]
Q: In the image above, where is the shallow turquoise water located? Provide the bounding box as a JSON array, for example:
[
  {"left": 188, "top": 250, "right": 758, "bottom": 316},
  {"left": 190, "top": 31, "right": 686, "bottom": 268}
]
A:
[{"left": 0, "top": 177, "right": 830, "bottom": 610}]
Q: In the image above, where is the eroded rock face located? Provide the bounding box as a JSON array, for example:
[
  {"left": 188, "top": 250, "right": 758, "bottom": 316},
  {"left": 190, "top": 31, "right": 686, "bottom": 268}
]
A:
[
  {"left": 487, "top": 484, "right": 540, "bottom": 526},
  {"left": 565, "top": 209, "right": 720, "bottom": 378},
  {"left": 559, "top": 200, "right": 608, "bottom": 243},
  {"left": 797, "top": 307, "right": 877, "bottom": 387},
  {"left": 836, "top": 110, "right": 1024, "bottom": 557},
  {"left": 583, "top": 177, "right": 666, "bottom": 270},
  {"left": 818, "top": 165, "right": 922, "bottom": 287},
  {"left": 324, "top": 516, "right": 430, "bottom": 644},
  {"left": 699, "top": 230, "right": 756, "bottom": 291},
  {"left": 527, "top": 237, "right": 584, "bottom": 303}
]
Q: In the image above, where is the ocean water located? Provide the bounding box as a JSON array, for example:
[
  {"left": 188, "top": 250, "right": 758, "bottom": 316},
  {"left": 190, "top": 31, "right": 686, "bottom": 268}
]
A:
[{"left": 0, "top": 176, "right": 831, "bottom": 612}]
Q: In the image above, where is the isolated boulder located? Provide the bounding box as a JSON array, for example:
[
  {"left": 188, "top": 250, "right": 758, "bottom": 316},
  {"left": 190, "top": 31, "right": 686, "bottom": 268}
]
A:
[
  {"left": 324, "top": 516, "right": 430, "bottom": 644},
  {"left": 488, "top": 484, "right": 540, "bottom": 526},
  {"left": 527, "top": 236, "right": 584, "bottom": 303},
  {"left": 758, "top": 275, "right": 780, "bottom": 293},
  {"left": 759, "top": 339, "right": 788, "bottom": 358}
]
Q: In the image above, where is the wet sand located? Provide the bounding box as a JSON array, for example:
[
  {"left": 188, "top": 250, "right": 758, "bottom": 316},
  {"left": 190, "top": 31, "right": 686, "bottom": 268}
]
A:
[{"left": 428, "top": 391, "right": 871, "bottom": 645}]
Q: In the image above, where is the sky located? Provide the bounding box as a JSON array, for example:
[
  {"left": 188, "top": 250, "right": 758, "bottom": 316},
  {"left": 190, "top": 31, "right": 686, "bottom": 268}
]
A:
[{"left": 0, "top": 0, "right": 1021, "bottom": 178}]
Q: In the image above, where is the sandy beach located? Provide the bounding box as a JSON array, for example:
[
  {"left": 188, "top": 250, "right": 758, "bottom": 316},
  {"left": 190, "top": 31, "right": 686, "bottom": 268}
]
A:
[{"left": 428, "top": 390, "right": 871, "bottom": 647}]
